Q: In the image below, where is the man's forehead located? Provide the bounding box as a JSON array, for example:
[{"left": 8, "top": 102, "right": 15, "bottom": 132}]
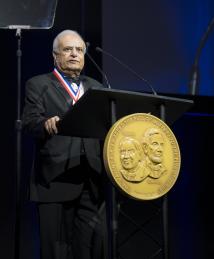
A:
[{"left": 59, "top": 34, "right": 84, "bottom": 46}]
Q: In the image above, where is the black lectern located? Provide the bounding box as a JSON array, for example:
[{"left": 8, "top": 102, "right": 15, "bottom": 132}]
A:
[
  {"left": 58, "top": 87, "right": 193, "bottom": 139},
  {"left": 58, "top": 87, "right": 193, "bottom": 259}
]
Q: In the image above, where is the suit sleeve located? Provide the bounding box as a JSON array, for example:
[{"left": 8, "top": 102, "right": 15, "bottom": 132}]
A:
[{"left": 22, "top": 78, "right": 48, "bottom": 139}]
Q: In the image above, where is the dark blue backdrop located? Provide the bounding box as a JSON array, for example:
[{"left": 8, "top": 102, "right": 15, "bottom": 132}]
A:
[{"left": 102, "top": 0, "right": 214, "bottom": 95}]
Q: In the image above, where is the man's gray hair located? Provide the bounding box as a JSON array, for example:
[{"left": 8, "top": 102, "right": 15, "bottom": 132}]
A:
[{"left": 52, "top": 30, "right": 86, "bottom": 53}]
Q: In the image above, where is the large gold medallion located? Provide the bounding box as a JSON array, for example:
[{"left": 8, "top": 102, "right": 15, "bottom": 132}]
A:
[{"left": 103, "top": 113, "right": 181, "bottom": 200}]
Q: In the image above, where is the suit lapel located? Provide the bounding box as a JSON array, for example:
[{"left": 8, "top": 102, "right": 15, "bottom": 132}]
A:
[{"left": 49, "top": 73, "right": 73, "bottom": 107}]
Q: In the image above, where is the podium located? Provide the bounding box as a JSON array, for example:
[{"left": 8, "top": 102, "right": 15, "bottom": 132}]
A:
[
  {"left": 58, "top": 87, "right": 193, "bottom": 139},
  {"left": 58, "top": 87, "right": 193, "bottom": 259}
]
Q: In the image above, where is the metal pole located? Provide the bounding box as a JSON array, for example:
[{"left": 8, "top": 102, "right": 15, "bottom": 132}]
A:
[
  {"left": 14, "top": 28, "right": 22, "bottom": 259},
  {"left": 105, "top": 99, "right": 119, "bottom": 259},
  {"left": 160, "top": 104, "right": 169, "bottom": 259}
]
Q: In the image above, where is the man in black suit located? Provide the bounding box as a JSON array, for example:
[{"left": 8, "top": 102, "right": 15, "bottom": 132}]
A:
[{"left": 22, "top": 30, "right": 105, "bottom": 259}]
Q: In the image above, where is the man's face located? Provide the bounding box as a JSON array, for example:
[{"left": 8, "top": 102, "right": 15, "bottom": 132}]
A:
[
  {"left": 53, "top": 34, "right": 85, "bottom": 75},
  {"left": 146, "top": 134, "right": 164, "bottom": 164},
  {"left": 120, "top": 141, "right": 140, "bottom": 170}
]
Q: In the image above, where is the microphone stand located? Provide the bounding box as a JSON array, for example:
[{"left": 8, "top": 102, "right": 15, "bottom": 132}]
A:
[
  {"left": 96, "top": 47, "right": 157, "bottom": 95},
  {"left": 15, "top": 27, "right": 22, "bottom": 259},
  {"left": 9, "top": 25, "right": 30, "bottom": 259},
  {"left": 189, "top": 16, "right": 214, "bottom": 95},
  {"left": 86, "top": 47, "right": 111, "bottom": 89}
]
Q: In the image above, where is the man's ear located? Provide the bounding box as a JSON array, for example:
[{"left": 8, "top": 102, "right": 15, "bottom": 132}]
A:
[
  {"left": 53, "top": 52, "right": 57, "bottom": 61},
  {"left": 53, "top": 52, "right": 58, "bottom": 66}
]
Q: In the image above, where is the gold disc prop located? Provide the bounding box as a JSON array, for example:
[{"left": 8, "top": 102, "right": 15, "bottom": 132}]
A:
[{"left": 103, "top": 113, "right": 181, "bottom": 200}]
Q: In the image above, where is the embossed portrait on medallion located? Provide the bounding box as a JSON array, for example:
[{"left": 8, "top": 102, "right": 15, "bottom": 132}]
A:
[
  {"left": 119, "top": 137, "right": 148, "bottom": 182},
  {"left": 141, "top": 128, "right": 166, "bottom": 181}
]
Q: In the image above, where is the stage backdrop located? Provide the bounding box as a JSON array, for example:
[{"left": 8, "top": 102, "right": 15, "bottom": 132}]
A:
[
  {"left": 102, "top": 0, "right": 214, "bottom": 96},
  {"left": 0, "top": 1, "right": 214, "bottom": 259}
]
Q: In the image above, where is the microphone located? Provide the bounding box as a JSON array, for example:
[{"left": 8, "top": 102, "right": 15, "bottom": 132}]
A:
[
  {"left": 85, "top": 42, "right": 111, "bottom": 89},
  {"left": 96, "top": 47, "right": 157, "bottom": 95}
]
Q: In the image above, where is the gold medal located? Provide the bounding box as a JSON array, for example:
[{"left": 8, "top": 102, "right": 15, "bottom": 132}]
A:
[{"left": 103, "top": 113, "right": 181, "bottom": 200}]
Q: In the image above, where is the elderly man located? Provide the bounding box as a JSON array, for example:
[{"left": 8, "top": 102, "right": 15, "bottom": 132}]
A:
[{"left": 22, "top": 30, "right": 105, "bottom": 259}]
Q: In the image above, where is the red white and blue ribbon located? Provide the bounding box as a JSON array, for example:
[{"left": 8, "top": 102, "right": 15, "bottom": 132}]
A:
[{"left": 53, "top": 68, "right": 81, "bottom": 104}]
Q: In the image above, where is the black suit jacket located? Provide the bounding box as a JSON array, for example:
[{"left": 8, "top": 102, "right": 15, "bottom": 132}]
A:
[{"left": 22, "top": 72, "right": 104, "bottom": 202}]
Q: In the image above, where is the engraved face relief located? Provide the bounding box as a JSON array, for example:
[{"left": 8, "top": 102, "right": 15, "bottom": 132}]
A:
[
  {"left": 120, "top": 137, "right": 141, "bottom": 170},
  {"left": 119, "top": 137, "right": 148, "bottom": 182},
  {"left": 142, "top": 128, "right": 166, "bottom": 179},
  {"left": 142, "top": 128, "right": 164, "bottom": 163}
]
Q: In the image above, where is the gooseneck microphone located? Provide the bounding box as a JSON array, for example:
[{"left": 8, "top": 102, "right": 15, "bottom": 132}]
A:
[
  {"left": 85, "top": 42, "right": 111, "bottom": 89},
  {"left": 96, "top": 47, "right": 157, "bottom": 95},
  {"left": 189, "top": 16, "right": 214, "bottom": 95}
]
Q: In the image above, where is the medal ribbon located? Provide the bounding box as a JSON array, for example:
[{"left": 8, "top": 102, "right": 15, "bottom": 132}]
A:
[{"left": 53, "top": 68, "right": 80, "bottom": 104}]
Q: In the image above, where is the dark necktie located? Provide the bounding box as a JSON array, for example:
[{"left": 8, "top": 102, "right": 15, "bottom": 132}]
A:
[{"left": 65, "top": 76, "right": 80, "bottom": 86}]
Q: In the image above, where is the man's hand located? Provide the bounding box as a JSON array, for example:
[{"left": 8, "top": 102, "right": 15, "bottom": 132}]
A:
[{"left": 44, "top": 116, "right": 60, "bottom": 135}]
